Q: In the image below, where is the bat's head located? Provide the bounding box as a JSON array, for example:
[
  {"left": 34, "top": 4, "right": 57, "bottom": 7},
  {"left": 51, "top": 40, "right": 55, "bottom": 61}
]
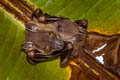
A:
[
  {"left": 52, "top": 19, "right": 88, "bottom": 58},
  {"left": 22, "top": 22, "right": 65, "bottom": 57},
  {"left": 54, "top": 19, "right": 88, "bottom": 43}
]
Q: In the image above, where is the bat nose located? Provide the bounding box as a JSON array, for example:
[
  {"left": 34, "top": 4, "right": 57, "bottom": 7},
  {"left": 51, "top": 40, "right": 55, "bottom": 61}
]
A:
[{"left": 55, "top": 40, "right": 64, "bottom": 51}]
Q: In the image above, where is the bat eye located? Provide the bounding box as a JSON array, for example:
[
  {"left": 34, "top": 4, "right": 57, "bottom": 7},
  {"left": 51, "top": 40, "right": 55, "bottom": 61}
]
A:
[{"left": 49, "top": 32, "right": 56, "bottom": 38}]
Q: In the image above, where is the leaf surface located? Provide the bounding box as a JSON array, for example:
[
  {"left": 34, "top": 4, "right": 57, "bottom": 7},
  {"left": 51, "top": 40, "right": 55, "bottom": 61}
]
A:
[{"left": 0, "top": 0, "right": 120, "bottom": 80}]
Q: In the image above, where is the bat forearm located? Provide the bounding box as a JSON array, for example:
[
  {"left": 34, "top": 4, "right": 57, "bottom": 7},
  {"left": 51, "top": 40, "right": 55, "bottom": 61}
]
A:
[{"left": 70, "top": 50, "right": 120, "bottom": 80}]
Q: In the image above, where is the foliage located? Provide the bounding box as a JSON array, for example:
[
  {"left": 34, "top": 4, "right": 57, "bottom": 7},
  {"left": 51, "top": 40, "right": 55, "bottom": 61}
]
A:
[{"left": 0, "top": 0, "right": 120, "bottom": 80}]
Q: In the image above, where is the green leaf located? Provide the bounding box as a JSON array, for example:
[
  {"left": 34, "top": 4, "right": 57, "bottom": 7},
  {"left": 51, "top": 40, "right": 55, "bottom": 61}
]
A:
[{"left": 0, "top": 0, "right": 120, "bottom": 80}]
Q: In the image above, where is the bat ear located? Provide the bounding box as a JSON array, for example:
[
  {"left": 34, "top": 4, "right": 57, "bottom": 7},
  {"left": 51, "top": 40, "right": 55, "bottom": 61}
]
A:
[
  {"left": 24, "top": 22, "right": 39, "bottom": 32},
  {"left": 75, "top": 19, "right": 88, "bottom": 30},
  {"left": 32, "top": 8, "right": 43, "bottom": 19},
  {"left": 32, "top": 8, "right": 47, "bottom": 22}
]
